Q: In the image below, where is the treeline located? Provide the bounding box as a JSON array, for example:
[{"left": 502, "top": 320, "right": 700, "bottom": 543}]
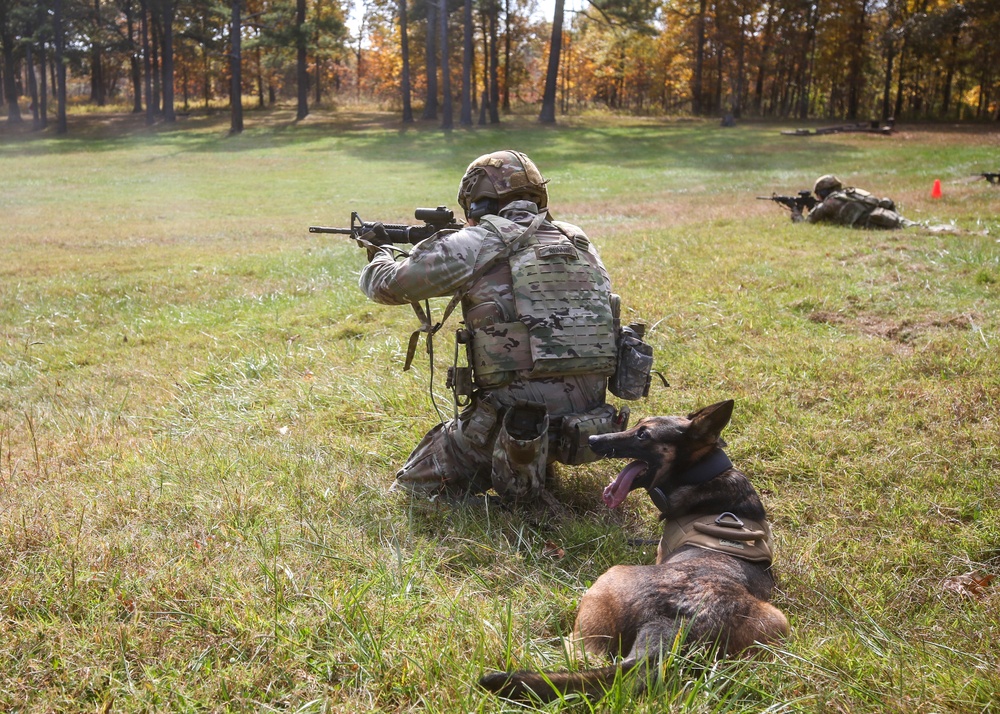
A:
[{"left": 2, "top": 0, "right": 998, "bottom": 135}]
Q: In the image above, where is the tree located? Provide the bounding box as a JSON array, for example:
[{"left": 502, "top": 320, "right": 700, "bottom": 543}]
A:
[
  {"left": 459, "top": 0, "right": 471, "bottom": 124},
  {"left": 399, "top": 0, "right": 413, "bottom": 121},
  {"left": 538, "top": 0, "right": 564, "bottom": 122},
  {"left": 0, "top": 0, "right": 23, "bottom": 123},
  {"left": 160, "top": 0, "right": 176, "bottom": 121},
  {"left": 55, "top": 0, "right": 68, "bottom": 132},
  {"left": 421, "top": 0, "right": 438, "bottom": 118},
  {"left": 296, "top": 0, "right": 307, "bottom": 118},
  {"left": 230, "top": 0, "right": 243, "bottom": 133},
  {"left": 439, "top": 0, "right": 451, "bottom": 128}
]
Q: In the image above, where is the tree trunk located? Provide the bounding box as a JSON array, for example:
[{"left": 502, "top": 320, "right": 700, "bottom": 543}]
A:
[
  {"left": 502, "top": 0, "right": 511, "bottom": 111},
  {"left": 230, "top": 0, "right": 243, "bottom": 133},
  {"left": 753, "top": 3, "right": 775, "bottom": 115},
  {"left": 296, "top": 0, "right": 308, "bottom": 119},
  {"left": 399, "top": 0, "right": 414, "bottom": 122},
  {"left": 91, "top": 0, "right": 106, "bottom": 106},
  {"left": 845, "top": 0, "right": 867, "bottom": 120},
  {"left": 161, "top": 0, "right": 176, "bottom": 121},
  {"left": 126, "top": 0, "right": 142, "bottom": 112},
  {"left": 151, "top": 13, "right": 161, "bottom": 114},
  {"left": 355, "top": 16, "right": 363, "bottom": 100},
  {"left": 55, "top": 0, "right": 67, "bottom": 133},
  {"left": 478, "top": 12, "right": 490, "bottom": 124},
  {"left": 141, "top": 0, "right": 154, "bottom": 124},
  {"left": 256, "top": 45, "right": 264, "bottom": 107},
  {"left": 38, "top": 43, "right": 48, "bottom": 128},
  {"left": 1, "top": 26, "right": 22, "bottom": 123},
  {"left": 538, "top": 0, "right": 564, "bottom": 123},
  {"left": 732, "top": 4, "right": 747, "bottom": 117},
  {"left": 691, "top": 0, "right": 707, "bottom": 115},
  {"left": 440, "top": 0, "right": 453, "bottom": 129},
  {"left": 488, "top": 4, "right": 499, "bottom": 122},
  {"left": 940, "top": 29, "right": 960, "bottom": 117},
  {"left": 26, "top": 45, "right": 40, "bottom": 128},
  {"left": 422, "top": 1, "right": 438, "bottom": 119},
  {"left": 460, "top": 0, "right": 473, "bottom": 125},
  {"left": 880, "top": 40, "right": 895, "bottom": 120},
  {"left": 797, "top": 3, "right": 818, "bottom": 120}
]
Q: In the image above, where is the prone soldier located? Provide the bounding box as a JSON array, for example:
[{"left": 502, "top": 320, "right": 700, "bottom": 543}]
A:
[{"left": 791, "top": 175, "right": 916, "bottom": 229}]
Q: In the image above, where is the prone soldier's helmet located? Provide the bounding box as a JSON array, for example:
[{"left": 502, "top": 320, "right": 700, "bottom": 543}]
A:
[
  {"left": 457, "top": 150, "right": 548, "bottom": 219},
  {"left": 813, "top": 174, "right": 843, "bottom": 199}
]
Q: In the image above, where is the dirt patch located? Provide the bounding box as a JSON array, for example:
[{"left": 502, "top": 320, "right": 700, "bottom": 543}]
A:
[{"left": 809, "top": 310, "right": 976, "bottom": 343}]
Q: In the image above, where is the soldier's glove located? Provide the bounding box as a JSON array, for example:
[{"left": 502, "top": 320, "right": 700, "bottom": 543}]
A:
[
  {"left": 790, "top": 207, "right": 805, "bottom": 223},
  {"left": 356, "top": 225, "right": 385, "bottom": 261}
]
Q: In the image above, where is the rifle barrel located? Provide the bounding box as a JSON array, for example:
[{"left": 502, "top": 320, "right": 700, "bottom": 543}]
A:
[{"left": 309, "top": 226, "right": 354, "bottom": 234}]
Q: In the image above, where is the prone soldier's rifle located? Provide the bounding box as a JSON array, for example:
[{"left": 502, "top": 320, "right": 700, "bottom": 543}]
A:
[
  {"left": 757, "top": 190, "right": 818, "bottom": 213},
  {"left": 976, "top": 172, "right": 1000, "bottom": 185},
  {"left": 309, "top": 205, "right": 464, "bottom": 254}
]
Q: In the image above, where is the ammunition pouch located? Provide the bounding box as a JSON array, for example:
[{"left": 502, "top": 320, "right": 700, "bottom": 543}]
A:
[
  {"left": 609, "top": 323, "right": 654, "bottom": 401},
  {"left": 457, "top": 398, "right": 498, "bottom": 449},
  {"left": 491, "top": 402, "right": 549, "bottom": 501},
  {"left": 556, "top": 403, "right": 630, "bottom": 465}
]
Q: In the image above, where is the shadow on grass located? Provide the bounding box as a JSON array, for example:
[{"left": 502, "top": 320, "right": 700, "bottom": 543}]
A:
[{"left": 1, "top": 105, "right": 859, "bottom": 175}]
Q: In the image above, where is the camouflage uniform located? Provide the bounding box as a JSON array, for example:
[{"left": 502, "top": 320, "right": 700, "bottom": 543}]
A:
[
  {"left": 794, "top": 175, "right": 915, "bottom": 229},
  {"left": 360, "top": 199, "right": 619, "bottom": 500}
]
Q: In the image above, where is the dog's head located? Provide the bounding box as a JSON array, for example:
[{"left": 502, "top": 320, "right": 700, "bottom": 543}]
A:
[{"left": 589, "top": 400, "right": 734, "bottom": 509}]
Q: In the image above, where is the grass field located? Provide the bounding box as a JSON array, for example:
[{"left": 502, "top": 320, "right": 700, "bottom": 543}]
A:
[{"left": 1, "top": 108, "right": 999, "bottom": 712}]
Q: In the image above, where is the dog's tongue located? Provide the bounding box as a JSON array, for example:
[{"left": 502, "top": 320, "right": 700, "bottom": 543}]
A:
[{"left": 602, "top": 461, "right": 647, "bottom": 509}]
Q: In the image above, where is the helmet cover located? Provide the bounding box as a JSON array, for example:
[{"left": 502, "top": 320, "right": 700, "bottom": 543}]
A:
[
  {"left": 813, "top": 174, "right": 843, "bottom": 199},
  {"left": 457, "top": 150, "right": 549, "bottom": 214}
]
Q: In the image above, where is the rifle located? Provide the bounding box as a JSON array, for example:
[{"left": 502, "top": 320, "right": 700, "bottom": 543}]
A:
[
  {"left": 309, "top": 205, "right": 464, "bottom": 250},
  {"left": 757, "top": 190, "right": 818, "bottom": 212},
  {"left": 978, "top": 172, "right": 1000, "bottom": 185}
]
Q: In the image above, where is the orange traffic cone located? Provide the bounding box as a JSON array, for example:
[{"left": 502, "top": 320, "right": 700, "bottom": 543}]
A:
[{"left": 931, "top": 179, "right": 942, "bottom": 198}]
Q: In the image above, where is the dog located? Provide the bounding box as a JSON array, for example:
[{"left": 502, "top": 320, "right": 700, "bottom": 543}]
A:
[{"left": 478, "top": 400, "right": 788, "bottom": 702}]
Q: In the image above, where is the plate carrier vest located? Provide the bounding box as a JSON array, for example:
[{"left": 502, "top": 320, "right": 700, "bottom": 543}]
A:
[{"left": 465, "top": 214, "right": 618, "bottom": 388}]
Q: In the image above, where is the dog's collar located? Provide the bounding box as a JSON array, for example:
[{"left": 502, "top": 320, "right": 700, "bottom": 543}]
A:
[{"left": 646, "top": 449, "right": 733, "bottom": 514}]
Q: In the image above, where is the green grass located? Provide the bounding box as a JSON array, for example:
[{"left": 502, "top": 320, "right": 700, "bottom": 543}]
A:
[{"left": 1, "top": 107, "right": 999, "bottom": 712}]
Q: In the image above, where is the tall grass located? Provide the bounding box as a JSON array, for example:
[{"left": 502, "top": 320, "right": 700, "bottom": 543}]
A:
[{"left": 1, "top": 109, "right": 998, "bottom": 712}]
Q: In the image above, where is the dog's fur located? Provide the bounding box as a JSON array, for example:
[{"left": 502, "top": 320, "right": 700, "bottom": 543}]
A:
[{"left": 478, "top": 400, "right": 788, "bottom": 702}]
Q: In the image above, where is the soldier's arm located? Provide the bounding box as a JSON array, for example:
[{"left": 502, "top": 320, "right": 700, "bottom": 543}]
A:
[
  {"left": 804, "top": 200, "right": 834, "bottom": 224},
  {"left": 359, "top": 228, "right": 484, "bottom": 305}
]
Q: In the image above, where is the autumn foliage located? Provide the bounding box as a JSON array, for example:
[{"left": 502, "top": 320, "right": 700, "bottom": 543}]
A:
[{"left": 2, "top": 1, "right": 998, "bottom": 129}]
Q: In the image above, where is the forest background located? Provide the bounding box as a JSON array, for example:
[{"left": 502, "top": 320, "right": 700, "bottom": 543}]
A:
[{"left": 1, "top": 0, "right": 1000, "bottom": 136}]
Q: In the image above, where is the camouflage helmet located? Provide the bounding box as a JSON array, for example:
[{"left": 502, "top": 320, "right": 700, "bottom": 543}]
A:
[
  {"left": 813, "top": 174, "right": 843, "bottom": 199},
  {"left": 457, "top": 150, "right": 549, "bottom": 216}
]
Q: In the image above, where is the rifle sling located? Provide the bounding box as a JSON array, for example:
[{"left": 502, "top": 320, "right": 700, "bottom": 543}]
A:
[{"left": 402, "top": 211, "right": 548, "bottom": 372}]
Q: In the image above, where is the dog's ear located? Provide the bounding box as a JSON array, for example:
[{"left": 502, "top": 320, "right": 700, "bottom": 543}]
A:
[{"left": 686, "top": 400, "right": 734, "bottom": 442}]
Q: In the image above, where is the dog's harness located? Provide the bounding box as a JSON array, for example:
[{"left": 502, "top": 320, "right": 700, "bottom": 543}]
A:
[{"left": 647, "top": 449, "right": 774, "bottom": 565}]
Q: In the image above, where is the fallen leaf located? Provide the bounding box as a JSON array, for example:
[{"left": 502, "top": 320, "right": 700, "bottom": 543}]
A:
[
  {"left": 941, "top": 571, "right": 995, "bottom": 599},
  {"left": 542, "top": 541, "right": 565, "bottom": 559}
]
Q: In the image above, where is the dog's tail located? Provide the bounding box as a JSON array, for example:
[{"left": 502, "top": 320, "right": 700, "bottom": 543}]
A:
[{"left": 478, "top": 661, "right": 637, "bottom": 703}]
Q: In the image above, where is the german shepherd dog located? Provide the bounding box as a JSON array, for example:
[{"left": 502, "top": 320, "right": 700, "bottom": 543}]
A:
[{"left": 479, "top": 400, "right": 788, "bottom": 702}]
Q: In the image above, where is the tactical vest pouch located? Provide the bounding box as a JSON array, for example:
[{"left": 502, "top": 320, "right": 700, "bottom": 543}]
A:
[
  {"left": 470, "top": 321, "right": 534, "bottom": 388},
  {"left": 557, "top": 403, "right": 630, "bottom": 465},
  {"left": 609, "top": 323, "right": 654, "bottom": 400}
]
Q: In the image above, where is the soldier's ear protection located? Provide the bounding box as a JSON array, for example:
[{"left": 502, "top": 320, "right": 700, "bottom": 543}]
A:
[{"left": 467, "top": 197, "right": 499, "bottom": 220}]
